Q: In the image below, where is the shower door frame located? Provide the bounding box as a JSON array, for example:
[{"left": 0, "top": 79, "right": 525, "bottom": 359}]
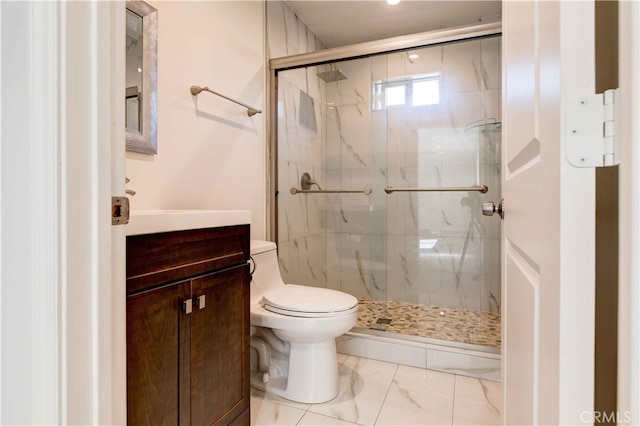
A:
[
  {"left": 267, "top": 20, "right": 503, "bottom": 355},
  {"left": 267, "top": 20, "right": 502, "bottom": 242}
]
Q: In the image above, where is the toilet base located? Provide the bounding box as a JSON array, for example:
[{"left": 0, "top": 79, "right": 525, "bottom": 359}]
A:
[{"left": 250, "top": 339, "right": 340, "bottom": 404}]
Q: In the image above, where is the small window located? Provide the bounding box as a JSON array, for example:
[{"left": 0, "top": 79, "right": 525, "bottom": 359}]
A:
[
  {"left": 373, "top": 74, "right": 440, "bottom": 110},
  {"left": 385, "top": 85, "right": 406, "bottom": 107}
]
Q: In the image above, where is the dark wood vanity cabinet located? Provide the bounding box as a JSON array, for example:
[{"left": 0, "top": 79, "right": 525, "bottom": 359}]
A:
[{"left": 126, "top": 225, "right": 250, "bottom": 426}]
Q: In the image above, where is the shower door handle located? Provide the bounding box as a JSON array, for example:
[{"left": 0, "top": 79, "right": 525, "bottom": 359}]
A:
[{"left": 482, "top": 199, "right": 505, "bottom": 219}]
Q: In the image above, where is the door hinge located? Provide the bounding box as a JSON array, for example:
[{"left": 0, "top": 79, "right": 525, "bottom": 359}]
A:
[
  {"left": 566, "top": 88, "right": 620, "bottom": 167},
  {"left": 112, "top": 196, "right": 130, "bottom": 225}
]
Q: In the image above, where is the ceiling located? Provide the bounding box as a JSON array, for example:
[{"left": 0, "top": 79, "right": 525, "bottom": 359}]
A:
[{"left": 283, "top": 1, "right": 502, "bottom": 48}]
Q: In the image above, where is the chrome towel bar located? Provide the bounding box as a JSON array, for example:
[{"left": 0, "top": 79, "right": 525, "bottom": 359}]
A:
[
  {"left": 190, "top": 85, "right": 262, "bottom": 117},
  {"left": 290, "top": 186, "right": 372, "bottom": 195},
  {"left": 384, "top": 185, "right": 488, "bottom": 194}
]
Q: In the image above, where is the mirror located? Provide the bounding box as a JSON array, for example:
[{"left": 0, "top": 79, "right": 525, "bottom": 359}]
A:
[{"left": 126, "top": 1, "right": 157, "bottom": 154}]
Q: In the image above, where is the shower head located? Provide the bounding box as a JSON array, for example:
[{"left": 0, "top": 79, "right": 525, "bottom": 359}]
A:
[{"left": 317, "top": 64, "right": 347, "bottom": 83}]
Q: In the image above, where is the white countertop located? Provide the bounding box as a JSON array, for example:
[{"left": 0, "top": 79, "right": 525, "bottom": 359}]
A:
[{"left": 125, "top": 209, "right": 251, "bottom": 236}]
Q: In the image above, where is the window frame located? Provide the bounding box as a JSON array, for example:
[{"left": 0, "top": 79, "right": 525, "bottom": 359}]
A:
[{"left": 372, "top": 73, "right": 440, "bottom": 110}]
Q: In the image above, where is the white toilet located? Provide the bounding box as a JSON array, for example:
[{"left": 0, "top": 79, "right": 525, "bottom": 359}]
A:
[{"left": 249, "top": 240, "right": 357, "bottom": 403}]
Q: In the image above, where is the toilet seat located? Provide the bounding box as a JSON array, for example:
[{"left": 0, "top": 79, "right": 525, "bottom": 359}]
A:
[{"left": 262, "top": 284, "right": 358, "bottom": 318}]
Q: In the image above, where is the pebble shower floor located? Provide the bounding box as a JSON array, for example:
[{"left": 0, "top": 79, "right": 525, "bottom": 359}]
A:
[{"left": 355, "top": 298, "right": 501, "bottom": 348}]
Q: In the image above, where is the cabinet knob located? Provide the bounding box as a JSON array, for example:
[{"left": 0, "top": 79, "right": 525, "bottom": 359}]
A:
[
  {"left": 194, "top": 295, "right": 206, "bottom": 310},
  {"left": 183, "top": 299, "right": 193, "bottom": 314}
]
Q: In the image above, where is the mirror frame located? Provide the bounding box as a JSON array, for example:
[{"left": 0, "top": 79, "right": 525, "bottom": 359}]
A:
[{"left": 126, "top": 0, "right": 158, "bottom": 155}]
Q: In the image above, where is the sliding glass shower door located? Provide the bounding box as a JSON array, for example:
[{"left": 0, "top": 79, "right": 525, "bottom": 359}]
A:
[{"left": 275, "top": 35, "right": 502, "bottom": 350}]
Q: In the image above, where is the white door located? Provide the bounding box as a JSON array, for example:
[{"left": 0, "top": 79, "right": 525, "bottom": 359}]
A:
[{"left": 501, "top": 1, "right": 596, "bottom": 424}]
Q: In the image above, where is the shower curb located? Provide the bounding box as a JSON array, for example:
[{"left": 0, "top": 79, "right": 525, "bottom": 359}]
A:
[{"left": 336, "top": 331, "right": 501, "bottom": 382}]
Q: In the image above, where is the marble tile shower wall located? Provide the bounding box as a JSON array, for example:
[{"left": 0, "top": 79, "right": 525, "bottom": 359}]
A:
[
  {"left": 325, "top": 37, "right": 503, "bottom": 313},
  {"left": 266, "top": 0, "right": 325, "bottom": 58},
  {"left": 267, "top": 1, "right": 329, "bottom": 288}
]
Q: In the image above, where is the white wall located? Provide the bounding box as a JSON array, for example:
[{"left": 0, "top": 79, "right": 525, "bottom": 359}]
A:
[{"left": 125, "top": 1, "right": 266, "bottom": 238}]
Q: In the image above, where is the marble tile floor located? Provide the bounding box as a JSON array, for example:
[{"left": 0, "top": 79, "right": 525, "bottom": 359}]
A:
[
  {"left": 251, "top": 353, "right": 502, "bottom": 426},
  {"left": 355, "top": 299, "right": 501, "bottom": 349}
]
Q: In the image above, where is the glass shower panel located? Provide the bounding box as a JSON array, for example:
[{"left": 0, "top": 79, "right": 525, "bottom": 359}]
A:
[
  {"left": 382, "top": 44, "right": 447, "bottom": 310},
  {"left": 276, "top": 66, "right": 328, "bottom": 289},
  {"left": 322, "top": 57, "right": 384, "bottom": 305},
  {"left": 381, "top": 38, "right": 502, "bottom": 345}
]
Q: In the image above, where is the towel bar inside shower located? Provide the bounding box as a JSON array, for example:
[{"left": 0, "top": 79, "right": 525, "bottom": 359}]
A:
[
  {"left": 384, "top": 185, "right": 488, "bottom": 194},
  {"left": 289, "top": 186, "right": 372, "bottom": 195}
]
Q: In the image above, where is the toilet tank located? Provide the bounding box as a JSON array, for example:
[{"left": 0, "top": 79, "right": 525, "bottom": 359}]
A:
[{"left": 250, "top": 240, "right": 286, "bottom": 304}]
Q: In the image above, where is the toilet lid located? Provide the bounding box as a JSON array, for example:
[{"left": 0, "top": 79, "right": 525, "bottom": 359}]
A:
[{"left": 262, "top": 284, "right": 358, "bottom": 318}]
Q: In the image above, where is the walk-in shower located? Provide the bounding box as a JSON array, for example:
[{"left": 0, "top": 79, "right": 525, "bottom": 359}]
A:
[{"left": 270, "top": 23, "right": 502, "bottom": 361}]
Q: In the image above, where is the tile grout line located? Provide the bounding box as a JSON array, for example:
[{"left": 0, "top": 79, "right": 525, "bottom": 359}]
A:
[
  {"left": 294, "top": 400, "right": 312, "bottom": 426},
  {"left": 372, "top": 362, "right": 400, "bottom": 426},
  {"left": 296, "top": 354, "right": 350, "bottom": 426},
  {"left": 450, "top": 374, "right": 458, "bottom": 426},
  {"left": 295, "top": 371, "right": 331, "bottom": 426}
]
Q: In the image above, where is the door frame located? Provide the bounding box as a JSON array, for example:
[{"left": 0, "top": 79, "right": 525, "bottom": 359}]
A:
[
  {"left": 267, "top": 20, "right": 502, "bottom": 241},
  {"left": 0, "top": 1, "right": 126, "bottom": 423},
  {"left": 618, "top": 1, "right": 640, "bottom": 422}
]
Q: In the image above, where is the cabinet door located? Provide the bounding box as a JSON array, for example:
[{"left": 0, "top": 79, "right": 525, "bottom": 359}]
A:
[
  {"left": 127, "top": 280, "right": 191, "bottom": 426},
  {"left": 190, "top": 264, "right": 250, "bottom": 426}
]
